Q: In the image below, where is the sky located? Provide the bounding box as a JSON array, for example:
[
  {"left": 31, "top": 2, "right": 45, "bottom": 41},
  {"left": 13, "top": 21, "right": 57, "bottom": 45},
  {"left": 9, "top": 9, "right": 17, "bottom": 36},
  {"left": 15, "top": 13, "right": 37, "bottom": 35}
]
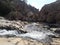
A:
[{"left": 27, "top": 0, "right": 56, "bottom": 10}]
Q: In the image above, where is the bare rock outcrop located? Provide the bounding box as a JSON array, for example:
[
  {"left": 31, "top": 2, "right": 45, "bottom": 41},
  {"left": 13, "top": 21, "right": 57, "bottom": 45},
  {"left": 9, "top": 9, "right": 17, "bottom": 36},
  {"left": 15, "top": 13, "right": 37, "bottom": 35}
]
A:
[
  {"left": 39, "top": 0, "right": 60, "bottom": 24},
  {"left": 0, "top": 17, "right": 28, "bottom": 30},
  {"left": 0, "top": 0, "right": 39, "bottom": 22}
]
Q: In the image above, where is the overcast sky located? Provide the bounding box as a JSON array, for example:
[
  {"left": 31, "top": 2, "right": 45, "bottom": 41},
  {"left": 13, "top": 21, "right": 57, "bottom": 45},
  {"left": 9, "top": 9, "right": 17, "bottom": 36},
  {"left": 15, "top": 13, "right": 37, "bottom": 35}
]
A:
[{"left": 27, "top": 0, "right": 56, "bottom": 10}]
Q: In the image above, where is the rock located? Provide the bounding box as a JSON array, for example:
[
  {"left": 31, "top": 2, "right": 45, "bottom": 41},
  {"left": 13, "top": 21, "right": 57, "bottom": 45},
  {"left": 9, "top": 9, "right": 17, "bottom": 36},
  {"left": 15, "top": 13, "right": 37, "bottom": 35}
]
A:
[
  {"left": 0, "top": 38, "right": 43, "bottom": 45},
  {"left": 0, "top": 17, "right": 50, "bottom": 32},
  {"left": 0, "top": 17, "right": 28, "bottom": 30},
  {"left": 52, "top": 28, "right": 60, "bottom": 34},
  {"left": 6, "top": 11, "right": 23, "bottom": 20},
  {"left": 39, "top": 0, "right": 60, "bottom": 24},
  {"left": 23, "top": 23, "right": 50, "bottom": 32},
  {"left": 0, "top": 0, "right": 39, "bottom": 22},
  {"left": 0, "top": 38, "right": 60, "bottom": 45}
]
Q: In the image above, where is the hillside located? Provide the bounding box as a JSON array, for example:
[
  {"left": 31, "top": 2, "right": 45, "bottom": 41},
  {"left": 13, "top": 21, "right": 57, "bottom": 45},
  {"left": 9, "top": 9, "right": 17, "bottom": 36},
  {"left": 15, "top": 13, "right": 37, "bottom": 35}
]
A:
[
  {"left": 0, "top": 0, "right": 39, "bottom": 21},
  {"left": 39, "top": 0, "right": 60, "bottom": 24},
  {"left": 0, "top": 0, "right": 60, "bottom": 27}
]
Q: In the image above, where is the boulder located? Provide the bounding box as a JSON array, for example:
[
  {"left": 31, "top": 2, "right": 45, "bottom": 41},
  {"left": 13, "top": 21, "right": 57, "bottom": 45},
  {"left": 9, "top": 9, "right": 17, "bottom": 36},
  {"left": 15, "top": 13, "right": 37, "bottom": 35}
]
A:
[{"left": 0, "top": 17, "right": 28, "bottom": 30}]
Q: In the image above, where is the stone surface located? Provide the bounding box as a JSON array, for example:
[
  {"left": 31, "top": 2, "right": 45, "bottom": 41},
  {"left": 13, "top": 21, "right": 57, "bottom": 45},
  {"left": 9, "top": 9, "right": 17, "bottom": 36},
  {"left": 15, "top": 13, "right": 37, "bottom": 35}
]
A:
[
  {"left": 39, "top": 0, "right": 60, "bottom": 24},
  {"left": 0, "top": 0, "right": 39, "bottom": 22},
  {"left": 0, "top": 17, "right": 28, "bottom": 30},
  {"left": 0, "top": 17, "right": 60, "bottom": 45},
  {"left": 0, "top": 38, "right": 43, "bottom": 45},
  {"left": 0, "top": 17, "right": 50, "bottom": 31},
  {"left": 0, "top": 38, "right": 60, "bottom": 45}
]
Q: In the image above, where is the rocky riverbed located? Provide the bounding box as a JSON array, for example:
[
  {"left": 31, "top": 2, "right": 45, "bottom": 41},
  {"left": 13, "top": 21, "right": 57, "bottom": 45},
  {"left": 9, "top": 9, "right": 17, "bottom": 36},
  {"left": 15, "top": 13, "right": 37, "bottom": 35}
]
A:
[
  {"left": 0, "top": 38, "right": 60, "bottom": 45},
  {"left": 0, "top": 17, "right": 60, "bottom": 45}
]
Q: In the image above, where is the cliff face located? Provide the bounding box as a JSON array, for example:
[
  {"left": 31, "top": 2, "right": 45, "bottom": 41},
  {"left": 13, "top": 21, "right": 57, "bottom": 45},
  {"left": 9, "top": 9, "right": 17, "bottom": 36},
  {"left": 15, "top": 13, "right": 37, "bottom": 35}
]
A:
[
  {"left": 0, "top": 0, "right": 39, "bottom": 21},
  {"left": 39, "top": 0, "right": 60, "bottom": 24},
  {"left": 1, "top": 0, "right": 60, "bottom": 23}
]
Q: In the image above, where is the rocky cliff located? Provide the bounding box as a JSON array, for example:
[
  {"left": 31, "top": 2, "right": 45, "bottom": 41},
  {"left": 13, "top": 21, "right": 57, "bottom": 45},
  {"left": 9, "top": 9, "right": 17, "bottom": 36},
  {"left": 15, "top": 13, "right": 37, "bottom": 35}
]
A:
[
  {"left": 39, "top": 0, "right": 60, "bottom": 24},
  {"left": 0, "top": 0, "right": 39, "bottom": 22}
]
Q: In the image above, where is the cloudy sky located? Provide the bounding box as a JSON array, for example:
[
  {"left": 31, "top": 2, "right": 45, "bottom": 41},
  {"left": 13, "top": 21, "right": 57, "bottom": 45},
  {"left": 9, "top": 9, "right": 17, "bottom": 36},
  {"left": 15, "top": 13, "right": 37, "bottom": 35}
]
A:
[{"left": 27, "top": 0, "right": 56, "bottom": 10}]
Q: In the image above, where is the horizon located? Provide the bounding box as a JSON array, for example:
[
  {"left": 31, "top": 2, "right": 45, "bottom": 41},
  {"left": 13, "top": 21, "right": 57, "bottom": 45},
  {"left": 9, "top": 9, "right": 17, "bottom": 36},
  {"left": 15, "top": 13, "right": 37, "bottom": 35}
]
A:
[{"left": 27, "top": 0, "right": 56, "bottom": 10}]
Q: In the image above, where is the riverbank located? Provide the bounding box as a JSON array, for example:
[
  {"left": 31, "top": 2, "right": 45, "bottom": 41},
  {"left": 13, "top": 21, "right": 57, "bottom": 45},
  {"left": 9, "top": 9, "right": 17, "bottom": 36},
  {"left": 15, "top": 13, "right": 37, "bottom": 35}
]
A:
[
  {"left": 0, "top": 37, "right": 59, "bottom": 45},
  {"left": 0, "top": 17, "right": 60, "bottom": 45}
]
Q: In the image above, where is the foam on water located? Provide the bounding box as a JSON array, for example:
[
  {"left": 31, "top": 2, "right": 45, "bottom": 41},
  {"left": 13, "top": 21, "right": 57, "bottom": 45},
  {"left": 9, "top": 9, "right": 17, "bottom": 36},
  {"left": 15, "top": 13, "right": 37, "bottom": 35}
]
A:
[
  {"left": 0, "top": 29, "right": 19, "bottom": 36},
  {"left": 0, "top": 23, "right": 58, "bottom": 44},
  {"left": 0, "top": 29, "right": 55, "bottom": 44}
]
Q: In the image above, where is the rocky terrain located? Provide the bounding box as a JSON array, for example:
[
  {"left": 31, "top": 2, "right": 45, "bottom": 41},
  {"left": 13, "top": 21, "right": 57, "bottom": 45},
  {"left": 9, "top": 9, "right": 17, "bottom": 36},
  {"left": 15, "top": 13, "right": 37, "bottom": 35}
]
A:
[
  {"left": 0, "top": 17, "right": 59, "bottom": 45},
  {"left": 0, "top": 38, "right": 60, "bottom": 45},
  {"left": 0, "top": 0, "right": 60, "bottom": 27},
  {"left": 0, "top": 16, "right": 28, "bottom": 30},
  {"left": 39, "top": 0, "right": 60, "bottom": 24},
  {"left": 0, "top": 0, "right": 39, "bottom": 21},
  {"left": 0, "top": 0, "right": 60, "bottom": 45}
]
